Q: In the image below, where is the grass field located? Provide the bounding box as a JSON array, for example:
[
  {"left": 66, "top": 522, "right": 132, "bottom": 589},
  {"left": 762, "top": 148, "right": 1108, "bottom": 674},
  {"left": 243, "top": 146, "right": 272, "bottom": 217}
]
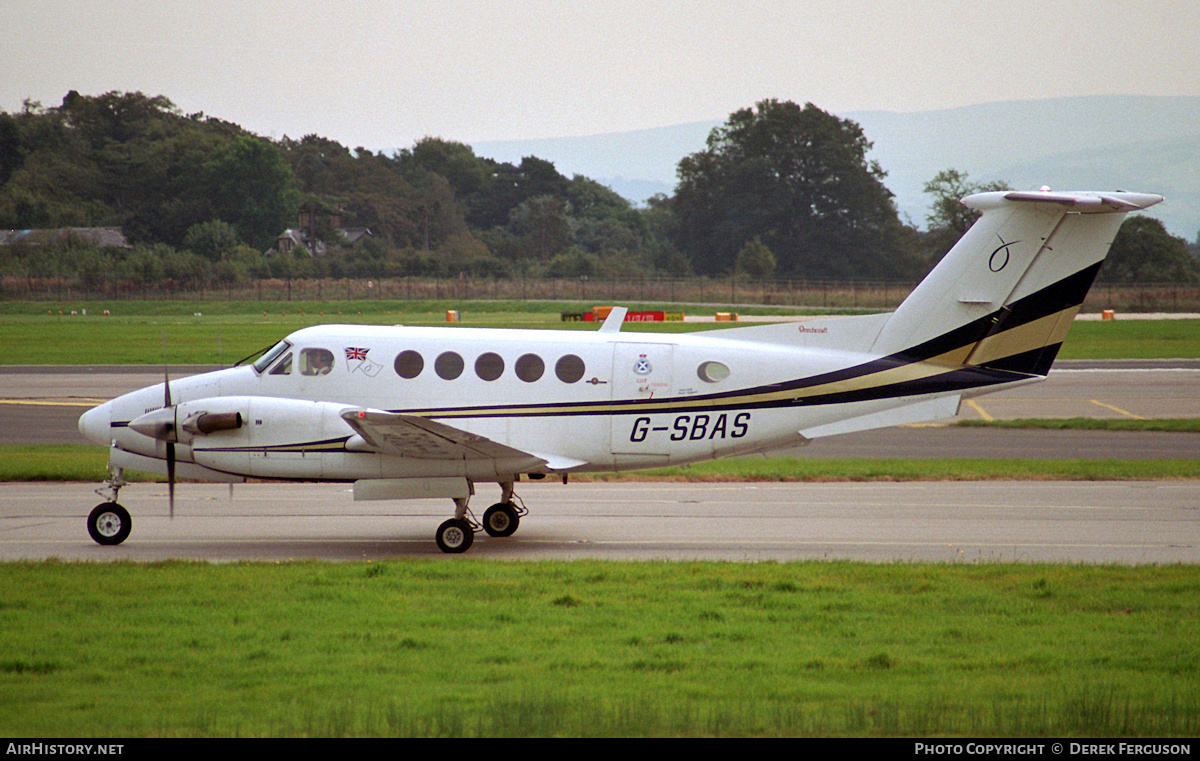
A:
[
  {"left": 1, "top": 560, "right": 1197, "bottom": 737},
  {"left": 1, "top": 300, "right": 1197, "bottom": 364}
]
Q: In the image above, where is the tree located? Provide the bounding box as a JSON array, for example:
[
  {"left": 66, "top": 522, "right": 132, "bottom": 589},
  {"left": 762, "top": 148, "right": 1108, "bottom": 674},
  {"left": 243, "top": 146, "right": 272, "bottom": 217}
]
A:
[
  {"left": 1098, "top": 216, "right": 1200, "bottom": 283},
  {"left": 735, "top": 236, "right": 776, "bottom": 279},
  {"left": 921, "top": 169, "right": 1011, "bottom": 260},
  {"left": 202, "top": 135, "right": 300, "bottom": 250},
  {"left": 672, "top": 99, "right": 917, "bottom": 280},
  {"left": 184, "top": 220, "right": 241, "bottom": 262},
  {"left": 509, "top": 195, "right": 572, "bottom": 260}
]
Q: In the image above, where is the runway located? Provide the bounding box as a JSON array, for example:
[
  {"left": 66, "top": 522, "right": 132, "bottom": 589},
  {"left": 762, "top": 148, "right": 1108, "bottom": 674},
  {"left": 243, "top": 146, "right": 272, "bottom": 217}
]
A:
[{"left": 1, "top": 480, "right": 1194, "bottom": 564}]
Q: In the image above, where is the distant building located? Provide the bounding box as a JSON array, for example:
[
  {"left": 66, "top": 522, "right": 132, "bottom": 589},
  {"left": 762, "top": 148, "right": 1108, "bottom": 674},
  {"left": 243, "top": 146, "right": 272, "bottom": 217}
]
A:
[
  {"left": 266, "top": 226, "right": 372, "bottom": 257},
  {"left": 269, "top": 228, "right": 323, "bottom": 257},
  {"left": 0, "top": 227, "right": 131, "bottom": 249}
]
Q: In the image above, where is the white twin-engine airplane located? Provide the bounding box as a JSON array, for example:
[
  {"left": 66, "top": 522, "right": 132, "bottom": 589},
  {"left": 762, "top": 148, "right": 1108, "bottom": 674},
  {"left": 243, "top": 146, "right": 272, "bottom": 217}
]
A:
[{"left": 78, "top": 189, "right": 1162, "bottom": 552}]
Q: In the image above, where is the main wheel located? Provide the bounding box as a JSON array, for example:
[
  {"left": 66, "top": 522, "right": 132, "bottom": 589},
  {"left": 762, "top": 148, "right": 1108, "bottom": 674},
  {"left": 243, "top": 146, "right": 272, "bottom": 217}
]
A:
[
  {"left": 435, "top": 518, "right": 474, "bottom": 554},
  {"left": 482, "top": 502, "right": 520, "bottom": 538},
  {"left": 88, "top": 502, "right": 132, "bottom": 546}
]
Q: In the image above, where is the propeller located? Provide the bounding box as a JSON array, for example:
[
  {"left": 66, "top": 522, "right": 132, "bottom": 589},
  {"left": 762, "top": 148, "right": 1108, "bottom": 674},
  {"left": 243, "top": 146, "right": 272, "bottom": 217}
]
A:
[{"left": 164, "top": 364, "right": 175, "bottom": 519}]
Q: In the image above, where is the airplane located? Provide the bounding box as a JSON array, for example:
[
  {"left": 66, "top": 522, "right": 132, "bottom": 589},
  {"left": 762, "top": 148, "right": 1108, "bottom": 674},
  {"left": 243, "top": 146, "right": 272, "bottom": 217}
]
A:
[{"left": 77, "top": 188, "right": 1162, "bottom": 553}]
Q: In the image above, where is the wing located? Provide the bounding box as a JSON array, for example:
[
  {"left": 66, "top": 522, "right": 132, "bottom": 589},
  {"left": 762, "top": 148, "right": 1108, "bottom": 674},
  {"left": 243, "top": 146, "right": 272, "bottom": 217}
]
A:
[{"left": 340, "top": 409, "right": 585, "bottom": 471}]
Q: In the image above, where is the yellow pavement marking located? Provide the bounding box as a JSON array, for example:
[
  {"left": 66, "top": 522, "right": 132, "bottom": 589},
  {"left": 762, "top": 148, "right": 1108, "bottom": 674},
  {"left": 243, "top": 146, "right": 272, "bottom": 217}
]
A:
[
  {"left": 0, "top": 399, "right": 105, "bottom": 407},
  {"left": 965, "top": 399, "right": 994, "bottom": 422},
  {"left": 1088, "top": 400, "right": 1145, "bottom": 419}
]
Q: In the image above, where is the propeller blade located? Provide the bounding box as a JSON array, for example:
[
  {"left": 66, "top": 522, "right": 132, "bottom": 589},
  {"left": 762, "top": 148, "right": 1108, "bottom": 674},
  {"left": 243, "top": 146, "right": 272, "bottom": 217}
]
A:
[
  {"left": 167, "top": 441, "right": 175, "bottom": 519},
  {"left": 163, "top": 344, "right": 175, "bottom": 519}
]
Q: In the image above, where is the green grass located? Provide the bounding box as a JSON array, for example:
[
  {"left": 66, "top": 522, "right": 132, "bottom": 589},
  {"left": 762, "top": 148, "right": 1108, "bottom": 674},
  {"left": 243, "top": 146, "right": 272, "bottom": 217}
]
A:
[
  {"left": 1, "top": 560, "right": 1196, "bottom": 737},
  {"left": 0, "top": 446, "right": 156, "bottom": 482},
  {"left": 1056, "top": 319, "right": 1200, "bottom": 359},
  {"left": 2, "top": 300, "right": 1196, "bottom": 364},
  {"left": 3, "top": 445, "right": 1198, "bottom": 483}
]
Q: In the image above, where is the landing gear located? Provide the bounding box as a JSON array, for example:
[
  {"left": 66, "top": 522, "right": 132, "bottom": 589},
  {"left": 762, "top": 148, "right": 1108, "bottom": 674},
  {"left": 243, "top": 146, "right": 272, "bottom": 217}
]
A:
[
  {"left": 434, "top": 481, "right": 527, "bottom": 553},
  {"left": 435, "top": 518, "right": 474, "bottom": 553},
  {"left": 88, "top": 502, "right": 131, "bottom": 545},
  {"left": 482, "top": 502, "right": 519, "bottom": 537},
  {"left": 88, "top": 467, "right": 131, "bottom": 546}
]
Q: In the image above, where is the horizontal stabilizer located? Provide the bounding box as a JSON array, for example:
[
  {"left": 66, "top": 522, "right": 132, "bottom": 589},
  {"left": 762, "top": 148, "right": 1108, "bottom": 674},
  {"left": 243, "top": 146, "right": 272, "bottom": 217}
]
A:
[{"left": 988, "top": 190, "right": 1164, "bottom": 212}]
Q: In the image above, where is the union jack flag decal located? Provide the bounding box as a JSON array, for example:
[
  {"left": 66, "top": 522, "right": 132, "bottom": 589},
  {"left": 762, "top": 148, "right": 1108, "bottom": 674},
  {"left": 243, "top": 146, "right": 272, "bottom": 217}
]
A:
[{"left": 344, "top": 347, "right": 369, "bottom": 361}]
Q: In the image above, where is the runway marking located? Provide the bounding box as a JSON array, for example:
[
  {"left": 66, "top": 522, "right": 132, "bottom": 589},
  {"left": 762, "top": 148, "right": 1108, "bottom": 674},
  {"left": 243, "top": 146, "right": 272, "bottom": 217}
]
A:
[
  {"left": 0, "top": 398, "right": 106, "bottom": 407},
  {"left": 965, "top": 399, "right": 994, "bottom": 421},
  {"left": 1089, "top": 400, "right": 1146, "bottom": 419}
]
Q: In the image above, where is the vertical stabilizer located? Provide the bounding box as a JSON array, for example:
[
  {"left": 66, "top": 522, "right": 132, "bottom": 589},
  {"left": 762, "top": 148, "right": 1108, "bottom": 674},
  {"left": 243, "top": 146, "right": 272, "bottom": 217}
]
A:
[{"left": 870, "top": 190, "right": 1162, "bottom": 374}]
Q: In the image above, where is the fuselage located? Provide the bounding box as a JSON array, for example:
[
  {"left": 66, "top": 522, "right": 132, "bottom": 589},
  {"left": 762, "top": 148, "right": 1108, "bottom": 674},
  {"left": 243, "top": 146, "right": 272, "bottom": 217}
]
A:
[{"left": 78, "top": 320, "right": 1037, "bottom": 485}]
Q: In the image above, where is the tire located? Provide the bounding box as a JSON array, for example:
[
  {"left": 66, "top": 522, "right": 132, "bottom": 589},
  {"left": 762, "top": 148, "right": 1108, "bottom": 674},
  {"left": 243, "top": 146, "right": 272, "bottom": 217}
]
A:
[
  {"left": 88, "top": 503, "right": 132, "bottom": 546},
  {"left": 435, "top": 518, "right": 474, "bottom": 554},
  {"left": 482, "top": 502, "right": 519, "bottom": 538}
]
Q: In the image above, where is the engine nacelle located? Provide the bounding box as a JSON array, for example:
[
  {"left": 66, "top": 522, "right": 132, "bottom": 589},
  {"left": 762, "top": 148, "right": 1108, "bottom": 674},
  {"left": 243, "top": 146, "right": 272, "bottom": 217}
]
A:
[{"left": 169, "top": 396, "right": 358, "bottom": 478}]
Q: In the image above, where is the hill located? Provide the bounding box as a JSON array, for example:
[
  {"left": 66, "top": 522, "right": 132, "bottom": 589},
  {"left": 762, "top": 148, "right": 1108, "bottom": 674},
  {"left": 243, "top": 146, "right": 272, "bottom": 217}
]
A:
[{"left": 472, "top": 95, "right": 1200, "bottom": 239}]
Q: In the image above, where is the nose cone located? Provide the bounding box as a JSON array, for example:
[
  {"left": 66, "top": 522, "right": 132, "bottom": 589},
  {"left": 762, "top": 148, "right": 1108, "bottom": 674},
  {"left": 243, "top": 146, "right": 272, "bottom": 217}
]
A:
[{"left": 78, "top": 402, "right": 113, "bottom": 446}]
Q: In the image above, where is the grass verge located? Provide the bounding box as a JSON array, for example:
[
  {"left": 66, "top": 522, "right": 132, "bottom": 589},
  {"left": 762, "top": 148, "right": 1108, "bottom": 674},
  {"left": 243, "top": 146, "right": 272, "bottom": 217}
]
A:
[
  {"left": 1, "top": 560, "right": 1197, "bottom": 737},
  {"left": 3, "top": 445, "right": 1198, "bottom": 483}
]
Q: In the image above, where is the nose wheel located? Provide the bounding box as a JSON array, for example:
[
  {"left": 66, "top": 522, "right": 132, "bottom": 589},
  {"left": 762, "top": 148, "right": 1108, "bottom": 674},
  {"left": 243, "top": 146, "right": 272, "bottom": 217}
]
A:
[
  {"left": 88, "top": 502, "right": 132, "bottom": 546},
  {"left": 88, "top": 467, "right": 132, "bottom": 546}
]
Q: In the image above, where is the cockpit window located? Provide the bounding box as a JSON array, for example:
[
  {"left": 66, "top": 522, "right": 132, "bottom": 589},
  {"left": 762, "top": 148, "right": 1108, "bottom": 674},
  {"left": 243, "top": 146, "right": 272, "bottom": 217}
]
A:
[
  {"left": 252, "top": 340, "right": 292, "bottom": 373},
  {"left": 300, "top": 348, "right": 335, "bottom": 376},
  {"left": 268, "top": 352, "right": 293, "bottom": 375}
]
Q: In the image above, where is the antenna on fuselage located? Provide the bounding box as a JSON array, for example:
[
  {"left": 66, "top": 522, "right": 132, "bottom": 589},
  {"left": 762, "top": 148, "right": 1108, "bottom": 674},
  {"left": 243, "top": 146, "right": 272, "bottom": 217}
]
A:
[{"left": 599, "top": 307, "right": 628, "bottom": 332}]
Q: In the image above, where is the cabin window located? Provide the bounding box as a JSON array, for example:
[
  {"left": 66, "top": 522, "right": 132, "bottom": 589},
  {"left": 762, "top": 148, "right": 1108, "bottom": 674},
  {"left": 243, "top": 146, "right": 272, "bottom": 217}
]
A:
[
  {"left": 300, "top": 348, "right": 335, "bottom": 376},
  {"left": 555, "top": 354, "right": 585, "bottom": 383},
  {"left": 515, "top": 353, "right": 545, "bottom": 383},
  {"left": 269, "top": 352, "right": 293, "bottom": 375},
  {"left": 697, "top": 361, "right": 730, "bottom": 383},
  {"left": 435, "top": 351, "right": 464, "bottom": 380},
  {"left": 475, "top": 352, "right": 504, "bottom": 381},
  {"left": 394, "top": 350, "right": 424, "bottom": 379}
]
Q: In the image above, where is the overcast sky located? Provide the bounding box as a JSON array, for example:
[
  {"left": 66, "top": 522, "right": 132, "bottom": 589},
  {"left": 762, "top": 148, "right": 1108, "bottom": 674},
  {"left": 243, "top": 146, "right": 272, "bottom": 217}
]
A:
[{"left": 3, "top": 0, "right": 1198, "bottom": 151}]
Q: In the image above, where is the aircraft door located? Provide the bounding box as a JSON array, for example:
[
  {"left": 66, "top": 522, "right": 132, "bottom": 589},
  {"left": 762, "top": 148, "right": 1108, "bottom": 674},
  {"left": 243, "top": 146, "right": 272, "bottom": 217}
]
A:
[{"left": 610, "top": 342, "right": 674, "bottom": 456}]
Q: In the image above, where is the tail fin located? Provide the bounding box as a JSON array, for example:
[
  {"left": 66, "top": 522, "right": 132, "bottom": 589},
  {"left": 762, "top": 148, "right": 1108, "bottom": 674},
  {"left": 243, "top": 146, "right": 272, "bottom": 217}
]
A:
[{"left": 871, "top": 190, "right": 1163, "bottom": 375}]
